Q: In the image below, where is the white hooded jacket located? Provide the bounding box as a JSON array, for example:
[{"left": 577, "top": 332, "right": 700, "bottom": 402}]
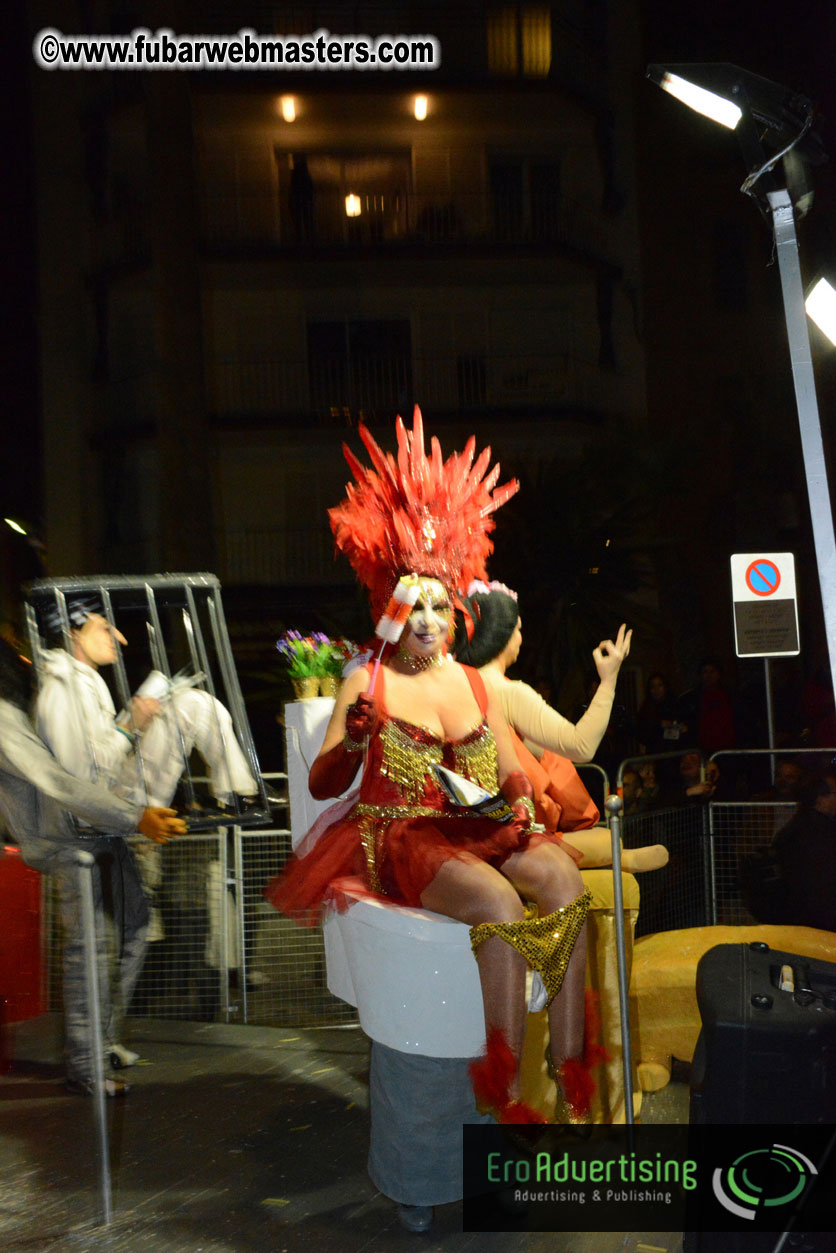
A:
[{"left": 36, "top": 648, "right": 136, "bottom": 793}]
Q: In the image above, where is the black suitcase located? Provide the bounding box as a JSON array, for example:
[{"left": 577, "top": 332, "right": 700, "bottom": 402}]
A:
[{"left": 690, "top": 941, "right": 836, "bottom": 1125}]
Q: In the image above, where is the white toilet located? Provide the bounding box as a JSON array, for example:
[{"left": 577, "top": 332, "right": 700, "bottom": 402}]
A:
[{"left": 284, "top": 698, "right": 487, "bottom": 1058}]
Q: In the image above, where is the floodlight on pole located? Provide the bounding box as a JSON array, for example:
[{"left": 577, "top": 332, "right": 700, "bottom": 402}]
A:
[
  {"left": 652, "top": 71, "right": 742, "bottom": 130},
  {"left": 806, "top": 277, "right": 836, "bottom": 347},
  {"left": 648, "top": 61, "right": 836, "bottom": 708}
]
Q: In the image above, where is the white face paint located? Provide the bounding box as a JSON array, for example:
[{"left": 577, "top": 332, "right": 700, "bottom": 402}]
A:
[{"left": 402, "top": 578, "right": 452, "bottom": 658}]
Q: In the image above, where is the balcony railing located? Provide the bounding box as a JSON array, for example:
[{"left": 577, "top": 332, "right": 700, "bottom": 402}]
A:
[
  {"left": 207, "top": 350, "right": 609, "bottom": 426},
  {"left": 200, "top": 186, "right": 618, "bottom": 263},
  {"left": 223, "top": 526, "right": 349, "bottom": 586}
]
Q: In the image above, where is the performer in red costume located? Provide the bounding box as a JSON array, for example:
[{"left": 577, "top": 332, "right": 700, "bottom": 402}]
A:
[
  {"left": 454, "top": 581, "right": 668, "bottom": 875},
  {"left": 267, "top": 409, "right": 598, "bottom": 1123}
]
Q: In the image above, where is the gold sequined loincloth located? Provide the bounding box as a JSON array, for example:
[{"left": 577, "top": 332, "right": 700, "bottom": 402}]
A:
[{"left": 469, "top": 888, "right": 592, "bottom": 1005}]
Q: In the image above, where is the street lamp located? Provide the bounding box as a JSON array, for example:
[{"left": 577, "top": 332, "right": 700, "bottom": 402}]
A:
[
  {"left": 806, "top": 277, "right": 836, "bottom": 347},
  {"left": 647, "top": 62, "right": 836, "bottom": 704}
]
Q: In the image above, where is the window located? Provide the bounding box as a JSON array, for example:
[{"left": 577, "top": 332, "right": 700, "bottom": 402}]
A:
[
  {"left": 490, "top": 158, "right": 561, "bottom": 241},
  {"left": 457, "top": 355, "right": 487, "bottom": 408},
  {"left": 487, "top": 5, "right": 552, "bottom": 77},
  {"left": 307, "top": 320, "right": 412, "bottom": 422},
  {"left": 278, "top": 151, "right": 410, "bottom": 245}
]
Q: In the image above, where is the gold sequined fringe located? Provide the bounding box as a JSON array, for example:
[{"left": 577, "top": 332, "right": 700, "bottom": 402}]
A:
[
  {"left": 452, "top": 733, "right": 499, "bottom": 793},
  {"left": 379, "top": 720, "right": 443, "bottom": 803},
  {"left": 357, "top": 814, "right": 384, "bottom": 893},
  {"left": 469, "top": 888, "right": 592, "bottom": 1006},
  {"left": 354, "top": 802, "right": 444, "bottom": 894}
]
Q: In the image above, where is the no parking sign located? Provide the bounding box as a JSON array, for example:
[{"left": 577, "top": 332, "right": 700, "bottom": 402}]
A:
[{"left": 730, "top": 552, "right": 800, "bottom": 657}]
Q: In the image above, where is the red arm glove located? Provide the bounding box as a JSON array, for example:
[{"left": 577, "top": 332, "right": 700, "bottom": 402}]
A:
[
  {"left": 501, "top": 770, "right": 535, "bottom": 830},
  {"left": 308, "top": 695, "right": 378, "bottom": 800},
  {"left": 345, "top": 693, "right": 377, "bottom": 745},
  {"left": 309, "top": 743, "right": 363, "bottom": 800}
]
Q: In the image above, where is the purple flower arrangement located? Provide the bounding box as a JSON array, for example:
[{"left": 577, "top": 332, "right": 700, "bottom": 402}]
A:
[{"left": 276, "top": 631, "right": 358, "bottom": 678}]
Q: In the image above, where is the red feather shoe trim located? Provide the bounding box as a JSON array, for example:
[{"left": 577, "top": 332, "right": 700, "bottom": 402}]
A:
[
  {"left": 501, "top": 1099, "right": 549, "bottom": 1126},
  {"left": 552, "top": 990, "right": 610, "bottom": 1123},
  {"left": 469, "top": 1028, "right": 547, "bottom": 1125}
]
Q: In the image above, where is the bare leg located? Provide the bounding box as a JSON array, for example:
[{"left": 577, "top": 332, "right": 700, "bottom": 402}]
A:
[
  {"left": 501, "top": 842, "right": 587, "bottom": 1062},
  {"left": 420, "top": 857, "right": 527, "bottom": 1093}
]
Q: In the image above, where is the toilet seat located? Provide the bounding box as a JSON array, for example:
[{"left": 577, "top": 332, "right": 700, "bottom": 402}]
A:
[{"left": 284, "top": 700, "right": 486, "bottom": 1057}]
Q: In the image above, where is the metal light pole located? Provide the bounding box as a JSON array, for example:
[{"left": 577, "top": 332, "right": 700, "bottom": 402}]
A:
[
  {"left": 768, "top": 186, "right": 836, "bottom": 703},
  {"left": 647, "top": 63, "right": 836, "bottom": 705}
]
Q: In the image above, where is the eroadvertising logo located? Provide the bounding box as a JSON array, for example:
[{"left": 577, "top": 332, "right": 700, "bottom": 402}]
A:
[
  {"left": 462, "top": 1125, "right": 835, "bottom": 1234},
  {"left": 712, "top": 1143, "right": 818, "bottom": 1221}
]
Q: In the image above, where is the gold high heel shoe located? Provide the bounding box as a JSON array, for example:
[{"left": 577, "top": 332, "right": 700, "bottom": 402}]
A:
[
  {"left": 545, "top": 990, "right": 609, "bottom": 1124},
  {"left": 546, "top": 1043, "right": 593, "bottom": 1125}
]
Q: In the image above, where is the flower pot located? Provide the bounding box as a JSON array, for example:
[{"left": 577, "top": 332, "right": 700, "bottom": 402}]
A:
[
  {"left": 319, "top": 675, "right": 341, "bottom": 699},
  {"left": 291, "top": 676, "right": 319, "bottom": 700}
]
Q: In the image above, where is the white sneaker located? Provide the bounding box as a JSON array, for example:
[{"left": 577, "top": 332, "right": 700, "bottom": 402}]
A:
[{"left": 108, "top": 1044, "right": 140, "bottom": 1069}]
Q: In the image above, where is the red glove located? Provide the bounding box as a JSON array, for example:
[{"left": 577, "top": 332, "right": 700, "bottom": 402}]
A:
[
  {"left": 501, "top": 770, "right": 535, "bottom": 830},
  {"left": 309, "top": 743, "right": 363, "bottom": 800},
  {"left": 309, "top": 695, "right": 377, "bottom": 800},
  {"left": 345, "top": 694, "right": 378, "bottom": 745}
]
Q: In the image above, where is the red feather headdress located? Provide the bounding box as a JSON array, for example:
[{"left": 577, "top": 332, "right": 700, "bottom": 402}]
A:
[{"left": 329, "top": 407, "right": 519, "bottom": 618}]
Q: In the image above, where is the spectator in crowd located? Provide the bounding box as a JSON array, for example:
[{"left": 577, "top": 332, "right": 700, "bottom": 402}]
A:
[
  {"left": 636, "top": 673, "right": 687, "bottom": 757},
  {"left": 620, "top": 766, "right": 645, "bottom": 816},
  {"left": 680, "top": 657, "right": 742, "bottom": 757},
  {"left": 289, "top": 154, "right": 315, "bottom": 242},
  {"left": 801, "top": 661, "right": 836, "bottom": 749},
  {"left": 637, "top": 760, "right": 662, "bottom": 809},
  {"left": 750, "top": 757, "right": 805, "bottom": 805},
  {"left": 743, "top": 771, "right": 836, "bottom": 932},
  {"left": 677, "top": 750, "right": 715, "bottom": 803}
]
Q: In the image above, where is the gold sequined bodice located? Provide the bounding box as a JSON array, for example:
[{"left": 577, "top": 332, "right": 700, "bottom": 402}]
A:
[{"left": 370, "top": 713, "right": 499, "bottom": 805}]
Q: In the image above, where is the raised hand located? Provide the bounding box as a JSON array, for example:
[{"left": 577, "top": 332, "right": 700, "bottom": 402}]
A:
[
  {"left": 345, "top": 693, "right": 378, "bottom": 745},
  {"left": 592, "top": 623, "right": 632, "bottom": 685}
]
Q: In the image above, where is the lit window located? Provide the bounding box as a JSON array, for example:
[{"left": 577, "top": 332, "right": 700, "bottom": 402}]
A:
[
  {"left": 521, "top": 6, "right": 551, "bottom": 76},
  {"left": 487, "top": 5, "right": 551, "bottom": 78}
]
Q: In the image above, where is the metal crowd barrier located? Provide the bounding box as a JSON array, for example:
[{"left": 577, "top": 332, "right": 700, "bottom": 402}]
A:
[
  {"left": 615, "top": 749, "right": 711, "bottom": 937},
  {"left": 43, "top": 773, "right": 359, "bottom": 1030},
  {"left": 44, "top": 748, "right": 835, "bottom": 1032},
  {"left": 706, "top": 746, "right": 835, "bottom": 926},
  {"left": 612, "top": 745, "right": 836, "bottom": 936},
  {"left": 577, "top": 762, "right": 610, "bottom": 814}
]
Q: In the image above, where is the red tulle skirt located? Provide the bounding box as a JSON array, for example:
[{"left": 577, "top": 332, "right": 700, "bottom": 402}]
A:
[{"left": 264, "top": 793, "right": 581, "bottom": 925}]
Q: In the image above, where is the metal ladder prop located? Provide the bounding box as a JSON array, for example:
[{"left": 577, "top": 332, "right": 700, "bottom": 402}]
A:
[{"left": 25, "top": 573, "right": 272, "bottom": 832}]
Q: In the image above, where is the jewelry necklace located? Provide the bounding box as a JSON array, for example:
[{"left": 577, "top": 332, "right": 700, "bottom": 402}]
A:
[{"left": 396, "top": 646, "right": 446, "bottom": 673}]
